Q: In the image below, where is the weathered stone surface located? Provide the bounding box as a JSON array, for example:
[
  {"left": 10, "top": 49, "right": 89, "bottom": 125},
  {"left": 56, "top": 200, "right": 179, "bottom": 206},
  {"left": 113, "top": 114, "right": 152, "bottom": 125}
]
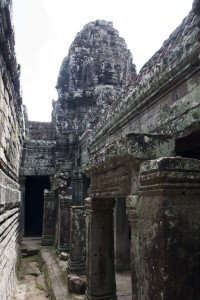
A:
[
  {"left": 40, "top": 249, "right": 69, "bottom": 299},
  {"left": 114, "top": 199, "right": 130, "bottom": 271},
  {"left": 84, "top": 133, "right": 174, "bottom": 198},
  {"left": 59, "top": 251, "right": 69, "bottom": 261},
  {"left": 68, "top": 206, "right": 86, "bottom": 274},
  {"left": 42, "top": 189, "right": 57, "bottom": 246},
  {"left": 193, "top": 0, "right": 200, "bottom": 15},
  {"left": 1, "top": 1, "right": 200, "bottom": 300},
  {"left": 53, "top": 20, "right": 136, "bottom": 136},
  {"left": 85, "top": 133, "right": 174, "bottom": 174},
  {"left": 126, "top": 157, "right": 200, "bottom": 300},
  {"left": 89, "top": 11, "right": 200, "bottom": 147},
  {"left": 20, "top": 121, "right": 56, "bottom": 176},
  {"left": 0, "top": 1, "right": 24, "bottom": 299},
  {"left": 54, "top": 169, "right": 72, "bottom": 252},
  {"left": 68, "top": 274, "right": 86, "bottom": 294},
  {"left": 85, "top": 198, "right": 117, "bottom": 300},
  {"left": 57, "top": 195, "right": 71, "bottom": 252}
]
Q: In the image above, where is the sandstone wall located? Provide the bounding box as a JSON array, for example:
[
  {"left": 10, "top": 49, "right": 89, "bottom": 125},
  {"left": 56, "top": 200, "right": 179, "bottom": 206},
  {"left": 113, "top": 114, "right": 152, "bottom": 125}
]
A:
[{"left": 0, "top": 1, "right": 24, "bottom": 299}]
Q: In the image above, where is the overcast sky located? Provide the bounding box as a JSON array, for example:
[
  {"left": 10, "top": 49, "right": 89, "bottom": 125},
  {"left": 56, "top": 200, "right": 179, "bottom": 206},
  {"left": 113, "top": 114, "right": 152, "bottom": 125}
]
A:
[{"left": 12, "top": 0, "right": 193, "bottom": 121}]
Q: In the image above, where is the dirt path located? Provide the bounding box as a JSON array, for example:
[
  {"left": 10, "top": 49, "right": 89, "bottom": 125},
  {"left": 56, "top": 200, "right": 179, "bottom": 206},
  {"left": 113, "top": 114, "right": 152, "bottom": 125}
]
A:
[{"left": 13, "top": 255, "right": 49, "bottom": 300}]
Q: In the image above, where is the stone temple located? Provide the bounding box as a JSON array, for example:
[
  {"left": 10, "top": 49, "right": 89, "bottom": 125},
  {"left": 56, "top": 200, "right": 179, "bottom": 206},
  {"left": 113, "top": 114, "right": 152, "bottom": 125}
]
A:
[{"left": 0, "top": 0, "right": 200, "bottom": 299}]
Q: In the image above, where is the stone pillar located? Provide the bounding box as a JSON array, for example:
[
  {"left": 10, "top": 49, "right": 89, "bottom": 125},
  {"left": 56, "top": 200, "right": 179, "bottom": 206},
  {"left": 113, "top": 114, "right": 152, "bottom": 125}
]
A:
[
  {"left": 114, "top": 198, "right": 130, "bottom": 271},
  {"left": 68, "top": 206, "right": 86, "bottom": 274},
  {"left": 19, "top": 176, "right": 26, "bottom": 240},
  {"left": 126, "top": 194, "right": 140, "bottom": 300},
  {"left": 42, "top": 190, "right": 57, "bottom": 246},
  {"left": 54, "top": 190, "right": 59, "bottom": 247},
  {"left": 135, "top": 157, "right": 200, "bottom": 300},
  {"left": 71, "top": 171, "right": 90, "bottom": 205},
  {"left": 85, "top": 197, "right": 117, "bottom": 300},
  {"left": 57, "top": 195, "right": 71, "bottom": 252}
]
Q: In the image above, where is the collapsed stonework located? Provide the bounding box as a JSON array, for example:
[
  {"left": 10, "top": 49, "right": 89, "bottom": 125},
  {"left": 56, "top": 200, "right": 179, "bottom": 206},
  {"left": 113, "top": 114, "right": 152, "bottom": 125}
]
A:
[{"left": 1, "top": 0, "right": 200, "bottom": 299}]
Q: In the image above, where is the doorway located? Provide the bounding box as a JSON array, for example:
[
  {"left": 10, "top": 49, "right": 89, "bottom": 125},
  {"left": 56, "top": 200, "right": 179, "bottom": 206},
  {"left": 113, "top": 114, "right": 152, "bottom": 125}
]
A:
[
  {"left": 175, "top": 131, "right": 200, "bottom": 159},
  {"left": 25, "top": 176, "right": 50, "bottom": 237}
]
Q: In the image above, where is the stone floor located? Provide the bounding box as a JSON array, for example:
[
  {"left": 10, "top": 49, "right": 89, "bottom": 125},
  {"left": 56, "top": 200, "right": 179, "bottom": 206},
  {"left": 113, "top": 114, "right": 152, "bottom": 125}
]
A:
[
  {"left": 116, "top": 271, "right": 132, "bottom": 299},
  {"left": 13, "top": 238, "right": 132, "bottom": 300}
]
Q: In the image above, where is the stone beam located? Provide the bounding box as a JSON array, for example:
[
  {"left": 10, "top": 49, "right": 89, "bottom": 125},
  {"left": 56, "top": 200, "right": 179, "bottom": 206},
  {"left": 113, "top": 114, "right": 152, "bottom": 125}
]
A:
[{"left": 84, "top": 133, "right": 174, "bottom": 198}]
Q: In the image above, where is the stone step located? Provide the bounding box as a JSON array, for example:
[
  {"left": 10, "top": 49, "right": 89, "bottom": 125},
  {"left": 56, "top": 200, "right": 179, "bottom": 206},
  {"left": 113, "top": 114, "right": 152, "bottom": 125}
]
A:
[{"left": 20, "top": 237, "right": 41, "bottom": 257}]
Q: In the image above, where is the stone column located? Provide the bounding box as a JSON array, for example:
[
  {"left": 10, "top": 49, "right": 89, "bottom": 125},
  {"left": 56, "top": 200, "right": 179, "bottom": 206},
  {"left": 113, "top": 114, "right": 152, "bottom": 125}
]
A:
[
  {"left": 85, "top": 197, "right": 117, "bottom": 300},
  {"left": 19, "top": 176, "right": 26, "bottom": 240},
  {"left": 136, "top": 157, "right": 200, "bottom": 300},
  {"left": 126, "top": 194, "right": 140, "bottom": 300},
  {"left": 42, "top": 190, "right": 57, "bottom": 246},
  {"left": 114, "top": 198, "right": 130, "bottom": 271},
  {"left": 68, "top": 206, "right": 86, "bottom": 274},
  {"left": 71, "top": 171, "right": 90, "bottom": 205},
  {"left": 57, "top": 195, "right": 71, "bottom": 252}
]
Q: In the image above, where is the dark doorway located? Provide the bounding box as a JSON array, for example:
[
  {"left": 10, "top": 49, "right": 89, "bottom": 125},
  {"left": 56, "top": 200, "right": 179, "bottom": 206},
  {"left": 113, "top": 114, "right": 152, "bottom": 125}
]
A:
[
  {"left": 25, "top": 176, "right": 50, "bottom": 237},
  {"left": 175, "top": 131, "right": 200, "bottom": 159}
]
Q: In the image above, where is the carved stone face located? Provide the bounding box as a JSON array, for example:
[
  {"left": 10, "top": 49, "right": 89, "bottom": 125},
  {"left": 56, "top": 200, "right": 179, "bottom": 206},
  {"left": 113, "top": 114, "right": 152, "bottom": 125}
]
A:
[
  {"left": 99, "top": 60, "right": 124, "bottom": 85},
  {"left": 102, "top": 62, "right": 117, "bottom": 85}
]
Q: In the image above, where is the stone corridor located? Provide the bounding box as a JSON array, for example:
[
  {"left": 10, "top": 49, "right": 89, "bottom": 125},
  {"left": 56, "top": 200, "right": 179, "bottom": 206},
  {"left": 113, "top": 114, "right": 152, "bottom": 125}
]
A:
[
  {"left": 1, "top": 0, "right": 200, "bottom": 299},
  {"left": 13, "top": 239, "right": 132, "bottom": 300},
  {"left": 13, "top": 239, "right": 48, "bottom": 300}
]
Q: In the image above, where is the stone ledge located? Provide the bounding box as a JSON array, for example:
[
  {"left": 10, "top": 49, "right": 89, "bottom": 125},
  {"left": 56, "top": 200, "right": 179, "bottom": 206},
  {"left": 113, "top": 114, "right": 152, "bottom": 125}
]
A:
[{"left": 39, "top": 249, "right": 69, "bottom": 300}]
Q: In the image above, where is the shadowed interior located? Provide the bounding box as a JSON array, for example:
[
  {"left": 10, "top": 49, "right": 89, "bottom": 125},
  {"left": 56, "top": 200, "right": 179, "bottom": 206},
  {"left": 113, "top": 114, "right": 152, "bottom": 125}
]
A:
[{"left": 25, "top": 176, "right": 50, "bottom": 237}]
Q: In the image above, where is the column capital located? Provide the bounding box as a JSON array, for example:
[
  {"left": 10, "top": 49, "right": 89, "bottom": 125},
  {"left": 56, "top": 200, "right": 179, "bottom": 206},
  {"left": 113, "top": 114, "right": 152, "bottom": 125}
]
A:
[{"left": 139, "top": 157, "right": 200, "bottom": 195}]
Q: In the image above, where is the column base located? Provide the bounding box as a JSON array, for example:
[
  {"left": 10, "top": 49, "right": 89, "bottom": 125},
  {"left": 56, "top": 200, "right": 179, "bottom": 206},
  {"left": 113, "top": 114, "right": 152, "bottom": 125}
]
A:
[
  {"left": 85, "top": 292, "right": 117, "bottom": 300},
  {"left": 41, "top": 235, "right": 54, "bottom": 246},
  {"left": 67, "top": 259, "right": 86, "bottom": 275},
  {"left": 56, "top": 243, "right": 70, "bottom": 253}
]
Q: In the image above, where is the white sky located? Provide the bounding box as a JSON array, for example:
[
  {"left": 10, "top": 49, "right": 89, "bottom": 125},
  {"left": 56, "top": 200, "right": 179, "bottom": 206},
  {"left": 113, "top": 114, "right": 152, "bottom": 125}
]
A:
[{"left": 12, "top": 0, "right": 193, "bottom": 121}]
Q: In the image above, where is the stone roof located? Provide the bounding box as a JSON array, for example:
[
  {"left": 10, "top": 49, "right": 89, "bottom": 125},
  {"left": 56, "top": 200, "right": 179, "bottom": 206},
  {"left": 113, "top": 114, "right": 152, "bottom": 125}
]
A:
[{"left": 91, "top": 8, "right": 200, "bottom": 145}]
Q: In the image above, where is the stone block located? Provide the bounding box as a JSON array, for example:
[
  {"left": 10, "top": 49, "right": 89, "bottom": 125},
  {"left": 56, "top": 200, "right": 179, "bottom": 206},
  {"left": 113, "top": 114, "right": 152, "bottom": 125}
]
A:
[{"left": 67, "top": 274, "right": 86, "bottom": 294}]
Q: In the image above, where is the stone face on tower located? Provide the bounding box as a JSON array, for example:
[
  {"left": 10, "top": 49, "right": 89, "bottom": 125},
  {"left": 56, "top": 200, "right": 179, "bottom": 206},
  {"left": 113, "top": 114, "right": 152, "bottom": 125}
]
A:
[{"left": 53, "top": 20, "right": 136, "bottom": 135}]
